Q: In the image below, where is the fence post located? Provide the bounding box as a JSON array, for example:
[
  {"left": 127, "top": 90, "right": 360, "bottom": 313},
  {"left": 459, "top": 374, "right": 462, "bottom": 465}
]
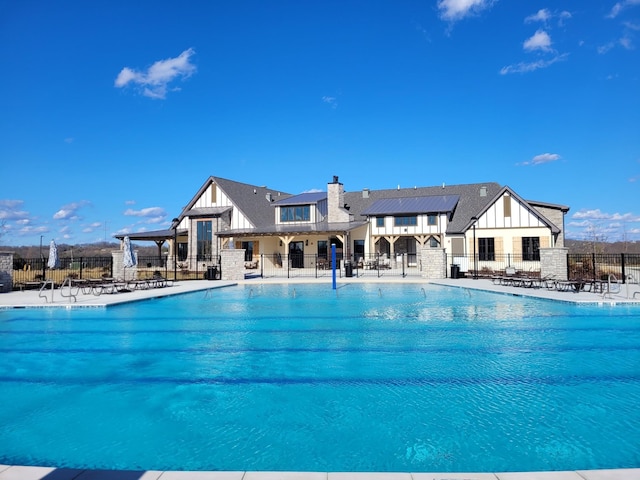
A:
[
  {"left": 402, "top": 253, "right": 405, "bottom": 277},
  {"left": 621, "top": 253, "right": 626, "bottom": 284},
  {"left": 592, "top": 253, "right": 596, "bottom": 282}
]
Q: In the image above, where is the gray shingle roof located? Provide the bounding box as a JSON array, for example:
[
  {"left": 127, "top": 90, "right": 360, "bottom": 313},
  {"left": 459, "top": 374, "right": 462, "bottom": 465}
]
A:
[{"left": 345, "top": 182, "right": 503, "bottom": 234}]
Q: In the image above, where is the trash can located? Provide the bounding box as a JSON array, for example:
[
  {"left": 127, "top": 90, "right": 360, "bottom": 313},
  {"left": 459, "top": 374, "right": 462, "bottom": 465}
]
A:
[
  {"left": 450, "top": 264, "right": 460, "bottom": 279},
  {"left": 206, "top": 266, "right": 218, "bottom": 280},
  {"left": 344, "top": 261, "right": 353, "bottom": 278}
]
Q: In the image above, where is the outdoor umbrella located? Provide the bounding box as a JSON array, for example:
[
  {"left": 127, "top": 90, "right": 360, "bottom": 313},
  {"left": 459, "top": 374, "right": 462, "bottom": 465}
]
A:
[
  {"left": 47, "top": 239, "right": 59, "bottom": 269},
  {"left": 123, "top": 236, "right": 137, "bottom": 268}
]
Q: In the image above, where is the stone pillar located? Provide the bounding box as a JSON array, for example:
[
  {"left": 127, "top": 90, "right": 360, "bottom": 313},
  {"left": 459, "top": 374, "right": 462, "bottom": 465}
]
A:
[
  {"left": 421, "top": 248, "right": 447, "bottom": 279},
  {"left": 221, "top": 249, "right": 246, "bottom": 281},
  {"left": 540, "top": 247, "right": 568, "bottom": 281},
  {"left": 112, "top": 250, "right": 138, "bottom": 280},
  {"left": 0, "top": 252, "right": 14, "bottom": 292}
]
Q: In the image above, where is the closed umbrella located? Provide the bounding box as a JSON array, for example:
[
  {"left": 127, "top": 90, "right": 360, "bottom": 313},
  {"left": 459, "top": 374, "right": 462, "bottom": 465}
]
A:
[
  {"left": 122, "top": 236, "right": 137, "bottom": 282},
  {"left": 123, "top": 236, "right": 136, "bottom": 268},
  {"left": 47, "top": 240, "right": 59, "bottom": 269}
]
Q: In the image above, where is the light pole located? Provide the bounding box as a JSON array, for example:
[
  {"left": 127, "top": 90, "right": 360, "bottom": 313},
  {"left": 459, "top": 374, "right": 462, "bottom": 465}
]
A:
[
  {"left": 172, "top": 217, "right": 179, "bottom": 280},
  {"left": 40, "top": 235, "right": 44, "bottom": 279},
  {"left": 471, "top": 216, "right": 478, "bottom": 280}
]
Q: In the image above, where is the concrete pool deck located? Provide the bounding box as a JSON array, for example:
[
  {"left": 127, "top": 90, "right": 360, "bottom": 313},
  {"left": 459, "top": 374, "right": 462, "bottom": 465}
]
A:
[
  {"left": 1, "top": 276, "right": 639, "bottom": 309},
  {"left": 1, "top": 277, "right": 639, "bottom": 479}
]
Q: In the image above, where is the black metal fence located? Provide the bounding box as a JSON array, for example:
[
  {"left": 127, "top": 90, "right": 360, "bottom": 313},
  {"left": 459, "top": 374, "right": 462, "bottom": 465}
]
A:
[
  {"left": 567, "top": 253, "right": 640, "bottom": 284},
  {"left": 10, "top": 255, "right": 218, "bottom": 289},
  {"left": 12, "top": 256, "right": 114, "bottom": 288},
  {"left": 256, "top": 253, "right": 422, "bottom": 279},
  {"left": 446, "top": 253, "right": 541, "bottom": 279},
  {"left": 10, "top": 252, "right": 639, "bottom": 288}
]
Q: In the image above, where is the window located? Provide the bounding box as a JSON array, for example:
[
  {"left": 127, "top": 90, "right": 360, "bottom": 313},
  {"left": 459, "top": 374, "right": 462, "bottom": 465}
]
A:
[
  {"left": 354, "top": 239, "right": 365, "bottom": 261},
  {"left": 394, "top": 215, "right": 417, "bottom": 226},
  {"left": 376, "top": 216, "right": 384, "bottom": 227},
  {"left": 427, "top": 214, "right": 437, "bottom": 226},
  {"left": 280, "top": 205, "right": 310, "bottom": 222},
  {"left": 177, "top": 242, "right": 188, "bottom": 261},
  {"left": 196, "top": 220, "right": 213, "bottom": 261},
  {"left": 522, "top": 237, "right": 540, "bottom": 261},
  {"left": 241, "top": 241, "right": 254, "bottom": 262},
  {"left": 317, "top": 240, "right": 327, "bottom": 259},
  {"left": 429, "top": 236, "right": 440, "bottom": 247},
  {"left": 478, "top": 238, "right": 495, "bottom": 261}
]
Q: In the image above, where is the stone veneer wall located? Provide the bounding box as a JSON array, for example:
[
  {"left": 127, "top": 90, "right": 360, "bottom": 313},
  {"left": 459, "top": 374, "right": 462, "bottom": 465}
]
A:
[
  {"left": 221, "top": 249, "right": 246, "bottom": 281},
  {"left": 421, "top": 248, "right": 447, "bottom": 279},
  {"left": 540, "top": 247, "right": 568, "bottom": 281},
  {"left": 0, "top": 252, "right": 13, "bottom": 292},
  {"left": 112, "top": 250, "right": 138, "bottom": 280}
]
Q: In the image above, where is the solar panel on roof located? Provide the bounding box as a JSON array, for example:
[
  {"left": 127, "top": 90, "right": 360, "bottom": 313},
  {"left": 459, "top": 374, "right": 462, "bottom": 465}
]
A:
[
  {"left": 274, "top": 192, "right": 327, "bottom": 205},
  {"left": 361, "top": 195, "right": 460, "bottom": 215}
]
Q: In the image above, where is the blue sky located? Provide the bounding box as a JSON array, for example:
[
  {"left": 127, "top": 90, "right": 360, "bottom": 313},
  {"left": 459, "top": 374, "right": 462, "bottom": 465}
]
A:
[{"left": 1, "top": 0, "right": 639, "bottom": 247}]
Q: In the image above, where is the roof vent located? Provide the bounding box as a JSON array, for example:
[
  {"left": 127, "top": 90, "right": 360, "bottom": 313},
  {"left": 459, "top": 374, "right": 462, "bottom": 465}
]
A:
[
  {"left": 480, "top": 186, "right": 487, "bottom": 197},
  {"left": 266, "top": 193, "right": 273, "bottom": 202},
  {"left": 362, "top": 188, "right": 369, "bottom": 198}
]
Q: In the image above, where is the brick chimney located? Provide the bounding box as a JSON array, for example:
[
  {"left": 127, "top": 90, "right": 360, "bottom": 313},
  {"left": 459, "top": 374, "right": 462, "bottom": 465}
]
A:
[{"left": 327, "top": 176, "right": 351, "bottom": 223}]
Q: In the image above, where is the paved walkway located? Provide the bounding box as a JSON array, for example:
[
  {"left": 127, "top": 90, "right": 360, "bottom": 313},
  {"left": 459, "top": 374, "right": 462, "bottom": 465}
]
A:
[{"left": 1, "top": 277, "right": 639, "bottom": 479}]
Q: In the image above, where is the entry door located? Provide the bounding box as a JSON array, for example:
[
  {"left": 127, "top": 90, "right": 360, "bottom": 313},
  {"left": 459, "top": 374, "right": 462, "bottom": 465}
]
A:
[{"left": 289, "top": 241, "right": 304, "bottom": 268}]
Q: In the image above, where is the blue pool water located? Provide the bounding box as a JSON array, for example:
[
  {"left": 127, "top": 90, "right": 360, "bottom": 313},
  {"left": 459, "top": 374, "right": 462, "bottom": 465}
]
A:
[{"left": 0, "top": 283, "right": 639, "bottom": 472}]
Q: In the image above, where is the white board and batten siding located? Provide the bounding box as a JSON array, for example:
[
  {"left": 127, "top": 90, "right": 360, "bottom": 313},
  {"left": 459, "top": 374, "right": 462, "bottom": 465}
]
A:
[
  {"left": 477, "top": 193, "right": 548, "bottom": 230},
  {"left": 191, "top": 182, "right": 254, "bottom": 230}
]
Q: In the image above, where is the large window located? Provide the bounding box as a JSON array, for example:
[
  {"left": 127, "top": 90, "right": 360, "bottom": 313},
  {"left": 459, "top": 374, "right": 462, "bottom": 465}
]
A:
[
  {"left": 196, "top": 220, "right": 213, "bottom": 261},
  {"left": 394, "top": 215, "right": 417, "bottom": 226},
  {"left": 376, "top": 216, "right": 384, "bottom": 227},
  {"left": 478, "top": 237, "right": 495, "bottom": 261},
  {"left": 427, "top": 214, "right": 437, "bottom": 226},
  {"left": 522, "top": 237, "right": 540, "bottom": 261},
  {"left": 280, "top": 205, "right": 310, "bottom": 222}
]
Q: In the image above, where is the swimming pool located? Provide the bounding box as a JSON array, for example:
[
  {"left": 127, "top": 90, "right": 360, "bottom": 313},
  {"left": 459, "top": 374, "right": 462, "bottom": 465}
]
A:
[{"left": 0, "top": 283, "right": 639, "bottom": 472}]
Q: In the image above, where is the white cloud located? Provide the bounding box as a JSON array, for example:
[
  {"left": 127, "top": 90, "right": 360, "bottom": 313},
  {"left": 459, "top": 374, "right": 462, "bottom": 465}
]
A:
[
  {"left": 531, "top": 153, "right": 561, "bottom": 165},
  {"left": 322, "top": 96, "right": 338, "bottom": 109},
  {"left": 518, "top": 153, "right": 562, "bottom": 166},
  {"left": 0, "top": 200, "right": 29, "bottom": 221},
  {"left": 525, "top": 9, "right": 572, "bottom": 25},
  {"left": 115, "top": 48, "right": 196, "bottom": 100},
  {"left": 53, "top": 201, "right": 89, "bottom": 220},
  {"left": 607, "top": 0, "right": 640, "bottom": 19},
  {"left": 437, "top": 0, "right": 495, "bottom": 22},
  {"left": 124, "top": 207, "right": 167, "bottom": 218},
  {"left": 525, "top": 9, "right": 551, "bottom": 23},
  {"left": 523, "top": 30, "right": 552, "bottom": 52},
  {"left": 620, "top": 35, "right": 634, "bottom": 49},
  {"left": 500, "top": 53, "right": 568, "bottom": 74},
  {"left": 599, "top": 34, "right": 636, "bottom": 54},
  {"left": 123, "top": 207, "right": 165, "bottom": 217},
  {"left": 572, "top": 209, "right": 640, "bottom": 222}
]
